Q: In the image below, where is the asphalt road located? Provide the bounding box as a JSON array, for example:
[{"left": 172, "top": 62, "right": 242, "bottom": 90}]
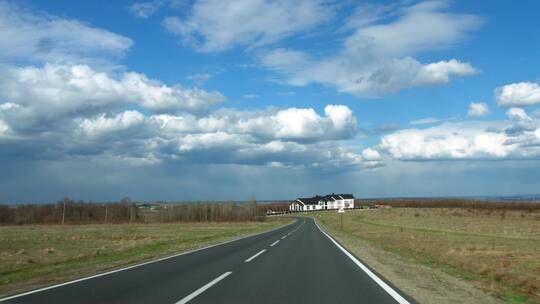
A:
[{"left": 1, "top": 217, "right": 413, "bottom": 304}]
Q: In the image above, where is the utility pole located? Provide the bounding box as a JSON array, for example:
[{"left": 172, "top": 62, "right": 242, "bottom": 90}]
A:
[{"left": 61, "top": 199, "right": 66, "bottom": 225}]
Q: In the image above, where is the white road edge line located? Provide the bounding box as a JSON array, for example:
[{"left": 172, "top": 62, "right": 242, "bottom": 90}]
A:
[
  {"left": 270, "top": 240, "right": 280, "bottom": 247},
  {"left": 314, "top": 220, "right": 410, "bottom": 304},
  {"left": 244, "top": 249, "right": 266, "bottom": 263},
  {"left": 175, "top": 271, "right": 232, "bottom": 304},
  {"left": 0, "top": 220, "right": 298, "bottom": 302}
]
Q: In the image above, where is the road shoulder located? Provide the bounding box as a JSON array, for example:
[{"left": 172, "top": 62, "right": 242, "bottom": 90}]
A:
[{"left": 314, "top": 216, "right": 505, "bottom": 304}]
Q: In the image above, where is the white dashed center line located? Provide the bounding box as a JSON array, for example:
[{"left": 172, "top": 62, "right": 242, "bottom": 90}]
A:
[
  {"left": 270, "top": 240, "right": 280, "bottom": 247},
  {"left": 244, "top": 249, "right": 266, "bottom": 263},
  {"left": 175, "top": 271, "right": 232, "bottom": 304}
]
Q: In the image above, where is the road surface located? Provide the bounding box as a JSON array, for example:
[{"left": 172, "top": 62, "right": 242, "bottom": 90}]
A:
[{"left": 1, "top": 217, "right": 414, "bottom": 304}]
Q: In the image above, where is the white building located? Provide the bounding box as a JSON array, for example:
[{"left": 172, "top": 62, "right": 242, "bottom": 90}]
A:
[{"left": 289, "top": 194, "right": 355, "bottom": 212}]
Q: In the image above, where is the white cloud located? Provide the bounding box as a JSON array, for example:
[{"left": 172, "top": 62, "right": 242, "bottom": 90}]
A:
[
  {"left": 467, "top": 102, "right": 489, "bottom": 118},
  {"left": 0, "top": 64, "right": 225, "bottom": 132},
  {"left": 129, "top": 0, "right": 186, "bottom": 18},
  {"left": 380, "top": 122, "right": 511, "bottom": 160},
  {"left": 79, "top": 111, "right": 146, "bottom": 137},
  {"left": 1, "top": 79, "right": 373, "bottom": 168},
  {"left": 506, "top": 107, "right": 530, "bottom": 122},
  {"left": 414, "top": 59, "right": 477, "bottom": 85},
  {"left": 129, "top": 0, "right": 164, "bottom": 18},
  {"left": 410, "top": 117, "right": 442, "bottom": 125},
  {"left": 162, "top": 0, "right": 332, "bottom": 52},
  {"left": 258, "top": 1, "right": 481, "bottom": 97},
  {"left": 272, "top": 105, "right": 356, "bottom": 141},
  {"left": 379, "top": 108, "right": 540, "bottom": 160},
  {"left": 495, "top": 82, "right": 540, "bottom": 107},
  {"left": 258, "top": 48, "right": 309, "bottom": 72},
  {"left": 0, "top": 1, "right": 132, "bottom": 64},
  {"left": 155, "top": 104, "right": 357, "bottom": 142},
  {"left": 91, "top": 105, "right": 372, "bottom": 168},
  {"left": 122, "top": 71, "right": 225, "bottom": 113},
  {"left": 0, "top": 119, "right": 9, "bottom": 136},
  {"left": 505, "top": 107, "right": 537, "bottom": 135},
  {"left": 176, "top": 132, "right": 249, "bottom": 152},
  {"left": 361, "top": 148, "right": 381, "bottom": 161},
  {"left": 270, "top": 108, "right": 322, "bottom": 140},
  {"left": 348, "top": 1, "right": 481, "bottom": 57},
  {"left": 0, "top": 102, "right": 20, "bottom": 111},
  {"left": 187, "top": 73, "right": 213, "bottom": 85}
]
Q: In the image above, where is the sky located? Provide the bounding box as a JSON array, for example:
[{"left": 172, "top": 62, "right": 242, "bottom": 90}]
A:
[{"left": 1, "top": 0, "right": 540, "bottom": 203}]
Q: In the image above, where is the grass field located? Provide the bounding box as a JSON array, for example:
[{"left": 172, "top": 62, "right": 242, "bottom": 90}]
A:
[
  {"left": 0, "top": 218, "right": 291, "bottom": 296},
  {"left": 314, "top": 208, "right": 540, "bottom": 304}
]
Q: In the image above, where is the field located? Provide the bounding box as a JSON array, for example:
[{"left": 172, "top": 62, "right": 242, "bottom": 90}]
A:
[
  {"left": 0, "top": 219, "right": 291, "bottom": 296},
  {"left": 314, "top": 208, "right": 540, "bottom": 304}
]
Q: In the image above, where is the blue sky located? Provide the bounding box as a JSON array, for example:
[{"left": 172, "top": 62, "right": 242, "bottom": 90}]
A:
[{"left": 1, "top": 0, "right": 539, "bottom": 203}]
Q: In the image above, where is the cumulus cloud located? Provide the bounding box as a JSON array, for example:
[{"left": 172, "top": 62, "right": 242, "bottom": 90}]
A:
[
  {"left": 75, "top": 105, "right": 373, "bottom": 168},
  {"left": 79, "top": 111, "right": 147, "bottom": 137},
  {"left": 361, "top": 148, "right": 381, "bottom": 161},
  {"left": 414, "top": 59, "right": 477, "bottom": 85},
  {"left": 0, "top": 1, "right": 132, "bottom": 64},
  {"left": 258, "top": 1, "right": 480, "bottom": 97},
  {"left": 467, "top": 102, "right": 489, "bottom": 117},
  {"left": 378, "top": 108, "right": 540, "bottom": 160},
  {"left": 265, "top": 105, "right": 356, "bottom": 141},
  {"left": 1, "top": 84, "right": 376, "bottom": 168},
  {"left": 0, "top": 64, "right": 225, "bottom": 133},
  {"left": 506, "top": 107, "right": 530, "bottom": 122},
  {"left": 495, "top": 82, "right": 540, "bottom": 107},
  {"left": 380, "top": 122, "right": 511, "bottom": 160},
  {"left": 155, "top": 104, "right": 357, "bottom": 142},
  {"left": 504, "top": 107, "right": 537, "bottom": 135},
  {"left": 162, "top": 0, "right": 332, "bottom": 52}
]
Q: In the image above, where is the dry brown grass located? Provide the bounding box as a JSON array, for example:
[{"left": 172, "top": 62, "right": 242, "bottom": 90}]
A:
[{"left": 314, "top": 208, "right": 540, "bottom": 303}]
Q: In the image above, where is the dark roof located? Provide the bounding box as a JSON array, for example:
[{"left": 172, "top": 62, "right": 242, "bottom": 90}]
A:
[
  {"left": 297, "top": 195, "right": 324, "bottom": 205},
  {"left": 295, "top": 193, "right": 354, "bottom": 205}
]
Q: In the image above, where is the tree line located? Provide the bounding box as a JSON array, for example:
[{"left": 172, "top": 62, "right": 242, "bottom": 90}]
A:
[
  {"left": 355, "top": 198, "right": 540, "bottom": 211},
  {"left": 0, "top": 198, "right": 273, "bottom": 225}
]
